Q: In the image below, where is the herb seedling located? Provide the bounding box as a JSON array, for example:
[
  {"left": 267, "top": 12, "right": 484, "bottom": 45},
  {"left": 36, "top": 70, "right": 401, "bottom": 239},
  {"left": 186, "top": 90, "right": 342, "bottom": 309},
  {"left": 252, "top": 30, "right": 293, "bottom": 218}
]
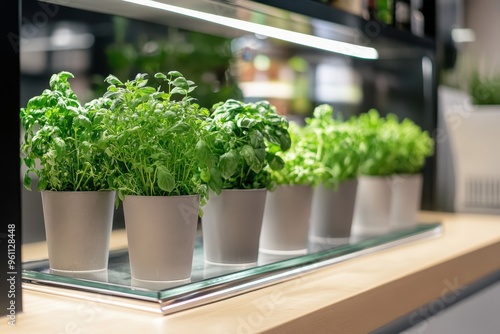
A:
[
  {"left": 20, "top": 71, "right": 114, "bottom": 191},
  {"left": 297, "top": 104, "right": 364, "bottom": 188},
  {"left": 204, "top": 99, "right": 291, "bottom": 192},
  {"left": 269, "top": 122, "right": 318, "bottom": 187},
  {"left": 100, "top": 71, "right": 214, "bottom": 202},
  {"left": 357, "top": 109, "right": 434, "bottom": 176}
]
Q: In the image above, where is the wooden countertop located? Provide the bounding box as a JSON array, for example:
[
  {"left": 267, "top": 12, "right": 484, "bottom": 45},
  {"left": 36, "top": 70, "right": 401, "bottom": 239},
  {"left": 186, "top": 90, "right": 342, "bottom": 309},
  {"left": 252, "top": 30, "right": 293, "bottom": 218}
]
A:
[{"left": 3, "top": 211, "right": 500, "bottom": 333}]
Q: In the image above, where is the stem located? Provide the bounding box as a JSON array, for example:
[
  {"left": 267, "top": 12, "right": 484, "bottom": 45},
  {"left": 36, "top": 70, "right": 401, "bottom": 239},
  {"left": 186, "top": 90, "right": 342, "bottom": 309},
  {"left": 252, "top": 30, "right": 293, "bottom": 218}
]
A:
[{"left": 316, "top": 131, "right": 323, "bottom": 162}]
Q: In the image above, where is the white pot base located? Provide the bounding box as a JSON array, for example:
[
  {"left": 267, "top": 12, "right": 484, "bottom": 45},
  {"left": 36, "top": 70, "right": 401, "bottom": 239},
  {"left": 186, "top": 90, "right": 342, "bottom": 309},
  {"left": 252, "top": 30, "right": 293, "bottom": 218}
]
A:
[
  {"left": 204, "top": 260, "right": 257, "bottom": 267},
  {"left": 131, "top": 277, "right": 191, "bottom": 290},
  {"left": 49, "top": 268, "right": 109, "bottom": 282},
  {"left": 49, "top": 268, "right": 108, "bottom": 273},
  {"left": 259, "top": 248, "right": 308, "bottom": 256},
  {"left": 309, "top": 236, "right": 350, "bottom": 244}
]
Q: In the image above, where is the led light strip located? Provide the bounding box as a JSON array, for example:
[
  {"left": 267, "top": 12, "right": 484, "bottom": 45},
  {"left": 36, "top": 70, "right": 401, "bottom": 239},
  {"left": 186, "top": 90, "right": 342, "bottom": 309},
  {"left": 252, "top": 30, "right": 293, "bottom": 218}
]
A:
[{"left": 122, "top": 0, "right": 379, "bottom": 59}]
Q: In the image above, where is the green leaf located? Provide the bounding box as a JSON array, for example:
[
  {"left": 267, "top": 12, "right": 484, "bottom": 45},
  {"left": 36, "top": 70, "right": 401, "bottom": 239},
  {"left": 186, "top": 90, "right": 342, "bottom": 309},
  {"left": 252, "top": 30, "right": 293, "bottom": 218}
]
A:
[
  {"left": 139, "top": 86, "right": 157, "bottom": 94},
  {"left": 249, "top": 130, "right": 264, "bottom": 148},
  {"left": 200, "top": 168, "right": 211, "bottom": 183},
  {"left": 53, "top": 137, "right": 66, "bottom": 157},
  {"left": 219, "top": 150, "right": 239, "bottom": 179},
  {"left": 164, "top": 111, "right": 176, "bottom": 120},
  {"left": 157, "top": 165, "right": 175, "bottom": 192},
  {"left": 23, "top": 173, "right": 32, "bottom": 190},
  {"left": 105, "top": 75, "right": 123, "bottom": 86},
  {"left": 169, "top": 123, "right": 190, "bottom": 133},
  {"left": 37, "top": 178, "right": 48, "bottom": 191},
  {"left": 167, "top": 71, "right": 183, "bottom": 78},
  {"left": 269, "top": 130, "right": 292, "bottom": 151},
  {"left": 254, "top": 148, "right": 266, "bottom": 164},
  {"left": 277, "top": 130, "right": 291, "bottom": 151},
  {"left": 269, "top": 155, "right": 285, "bottom": 171},
  {"left": 103, "top": 90, "right": 121, "bottom": 99},
  {"left": 154, "top": 73, "right": 167, "bottom": 80},
  {"left": 240, "top": 145, "right": 261, "bottom": 172},
  {"left": 172, "top": 77, "right": 189, "bottom": 90},
  {"left": 76, "top": 114, "right": 91, "bottom": 129},
  {"left": 171, "top": 87, "right": 187, "bottom": 96},
  {"left": 195, "top": 140, "right": 215, "bottom": 168},
  {"left": 313, "top": 104, "right": 333, "bottom": 119},
  {"left": 208, "top": 167, "right": 222, "bottom": 195},
  {"left": 268, "top": 116, "right": 283, "bottom": 126},
  {"left": 266, "top": 143, "right": 282, "bottom": 154},
  {"left": 23, "top": 157, "right": 35, "bottom": 169},
  {"left": 49, "top": 71, "right": 74, "bottom": 90},
  {"left": 237, "top": 117, "right": 256, "bottom": 128}
]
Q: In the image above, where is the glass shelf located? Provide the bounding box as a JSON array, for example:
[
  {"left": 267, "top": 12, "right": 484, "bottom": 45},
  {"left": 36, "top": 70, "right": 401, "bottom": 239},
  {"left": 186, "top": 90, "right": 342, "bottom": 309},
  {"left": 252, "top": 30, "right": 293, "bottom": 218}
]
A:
[{"left": 22, "top": 222, "right": 442, "bottom": 315}]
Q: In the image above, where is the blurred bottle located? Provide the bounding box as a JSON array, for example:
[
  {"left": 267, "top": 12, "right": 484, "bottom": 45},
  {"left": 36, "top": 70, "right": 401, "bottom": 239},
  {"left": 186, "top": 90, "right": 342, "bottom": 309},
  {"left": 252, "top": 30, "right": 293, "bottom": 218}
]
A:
[
  {"left": 363, "top": 0, "right": 394, "bottom": 25},
  {"left": 410, "top": 0, "right": 425, "bottom": 37},
  {"left": 363, "top": 0, "right": 377, "bottom": 20},
  {"left": 376, "top": 0, "right": 394, "bottom": 25},
  {"left": 330, "top": 0, "right": 364, "bottom": 16},
  {"left": 395, "top": 0, "right": 411, "bottom": 31}
]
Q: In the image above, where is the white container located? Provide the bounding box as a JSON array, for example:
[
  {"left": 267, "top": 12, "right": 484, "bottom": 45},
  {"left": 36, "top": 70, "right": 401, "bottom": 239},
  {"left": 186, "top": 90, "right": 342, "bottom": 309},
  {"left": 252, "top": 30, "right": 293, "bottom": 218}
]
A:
[
  {"left": 41, "top": 190, "right": 115, "bottom": 272},
  {"left": 124, "top": 195, "right": 199, "bottom": 282},
  {"left": 351, "top": 175, "right": 393, "bottom": 237},
  {"left": 390, "top": 173, "right": 423, "bottom": 230},
  {"left": 309, "top": 179, "right": 358, "bottom": 243},
  {"left": 202, "top": 189, "right": 267, "bottom": 265},
  {"left": 260, "top": 184, "right": 313, "bottom": 255}
]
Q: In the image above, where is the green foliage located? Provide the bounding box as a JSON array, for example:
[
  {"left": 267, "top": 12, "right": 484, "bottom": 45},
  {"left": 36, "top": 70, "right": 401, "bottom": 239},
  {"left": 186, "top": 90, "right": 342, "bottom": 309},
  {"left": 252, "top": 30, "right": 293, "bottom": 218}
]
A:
[
  {"left": 20, "top": 71, "right": 114, "bottom": 191},
  {"left": 269, "top": 122, "right": 318, "bottom": 187},
  {"left": 205, "top": 99, "right": 291, "bottom": 192},
  {"left": 469, "top": 72, "right": 500, "bottom": 105},
  {"left": 440, "top": 53, "right": 500, "bottom": 105},
  {"left": 272, "top": 106, "right": 434, "bottom": 187},
  {"left": 97, "top": 17, "right": 242, "bottom": 109},
  {"left": 357, "top": 109, "right": 434, "bottom": 176},
  {"left": 296, "top": 104, "right": 364, "bottom": 188},
  {"left": 99, "top": 71, "right": 214, "bottom": 202}
]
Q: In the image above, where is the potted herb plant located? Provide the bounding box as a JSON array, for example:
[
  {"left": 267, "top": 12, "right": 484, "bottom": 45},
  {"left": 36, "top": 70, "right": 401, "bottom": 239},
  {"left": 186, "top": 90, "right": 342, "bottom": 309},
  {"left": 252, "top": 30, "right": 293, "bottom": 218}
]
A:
[
  {"left": 100, "top": 71, "right": 213, "bottom": 282},
  {"left": 259, "top": 122, "right": 316, "bottom": 255},
  {"left": 469, "top": 71, "right": 500, "bottom": 106},
  {"left": 20, "top": 71, "right": 116, "bottom": 273},
  {"left": 351, "top": 109, "right": 396, "bottom": 236},
  {"left": 440, "top": 63, "right": 500, "bottom": 214},
  {"left": 389, "top": 117, "right": 434, "bottom": 231},
  {"left": 201, "top": 99, "right": 291, "bottom": 265},
  {"left": 303, "top": 105, "right": 363, "bottom": 244},
  {"left": 351, "top": 110, "right": 434, "bottom": 236}
]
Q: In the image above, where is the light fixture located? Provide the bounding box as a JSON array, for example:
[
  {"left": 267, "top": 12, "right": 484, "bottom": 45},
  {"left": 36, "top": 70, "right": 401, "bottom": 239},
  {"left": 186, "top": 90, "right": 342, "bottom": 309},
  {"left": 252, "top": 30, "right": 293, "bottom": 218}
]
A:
[
  {"left": 451, "top": 28, "right": 476, "bottom": 43},
  {"left": 122, "top": 0, "right": 379, "bottom": 60}
]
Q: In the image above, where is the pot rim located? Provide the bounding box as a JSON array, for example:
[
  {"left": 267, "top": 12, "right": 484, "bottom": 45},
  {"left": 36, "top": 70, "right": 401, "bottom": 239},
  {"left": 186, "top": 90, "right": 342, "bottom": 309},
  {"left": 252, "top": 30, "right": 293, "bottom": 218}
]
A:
[
  {"left": 218, "top": 188, "right": 267, "bottom": 193},
  {"left": 124, "top": 194, "right": 200, "bottom": 199}
]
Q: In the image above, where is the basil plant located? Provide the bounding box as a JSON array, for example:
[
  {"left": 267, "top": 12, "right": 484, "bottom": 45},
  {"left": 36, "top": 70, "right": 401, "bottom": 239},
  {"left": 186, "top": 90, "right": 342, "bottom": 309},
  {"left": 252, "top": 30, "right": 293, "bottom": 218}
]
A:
[
  {"left": 99, "top": 71, "right": 215, "bottom": 203},
  {"left": 20, "top": 71, "right": 114, "bottom": 192},
  {"left": 203, "top": 99, "right": 291, "bottom": 193}
]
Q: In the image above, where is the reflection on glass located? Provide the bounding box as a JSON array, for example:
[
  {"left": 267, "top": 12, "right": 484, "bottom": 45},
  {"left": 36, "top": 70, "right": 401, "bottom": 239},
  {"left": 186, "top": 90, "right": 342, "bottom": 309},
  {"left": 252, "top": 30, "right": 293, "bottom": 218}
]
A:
[
  {"left": 49, "top": 269, "right": 109, "bottom": 283},
  {"left": 23, "top": 223, "right": 441, "bottom": 314}
]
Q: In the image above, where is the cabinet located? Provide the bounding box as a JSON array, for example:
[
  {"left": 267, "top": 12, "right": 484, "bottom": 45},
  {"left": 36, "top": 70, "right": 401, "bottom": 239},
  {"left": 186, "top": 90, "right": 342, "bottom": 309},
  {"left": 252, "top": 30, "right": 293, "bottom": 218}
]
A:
[{"left": 403, "top": 280, "right": 500, "bottom": 334}]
